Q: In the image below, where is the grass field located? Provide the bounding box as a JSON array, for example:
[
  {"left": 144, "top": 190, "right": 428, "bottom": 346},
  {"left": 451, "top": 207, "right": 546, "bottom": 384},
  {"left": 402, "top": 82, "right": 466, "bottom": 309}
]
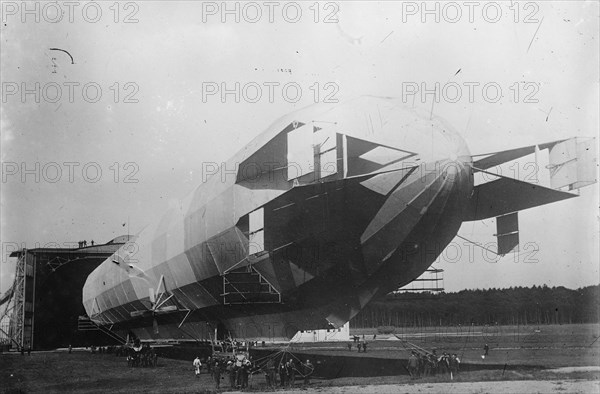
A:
[
  {"left": 349, "top": 323, "right": 600, "bottom": 349},
  {"left": 1, "top": 351, "right": 599, "bottom": 394},
  {"left": 1, "top": 323, "right": 598, "bottom": 393},
  {"left": 292, "top": 323, "right": 600, "bottom": 367}
]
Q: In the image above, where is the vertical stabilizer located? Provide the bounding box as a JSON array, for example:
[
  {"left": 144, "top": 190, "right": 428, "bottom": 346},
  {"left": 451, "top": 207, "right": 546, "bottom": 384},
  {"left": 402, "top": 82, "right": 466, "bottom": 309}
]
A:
[{"left": 548, "top": 137, "right": 597, "bottom": 191}]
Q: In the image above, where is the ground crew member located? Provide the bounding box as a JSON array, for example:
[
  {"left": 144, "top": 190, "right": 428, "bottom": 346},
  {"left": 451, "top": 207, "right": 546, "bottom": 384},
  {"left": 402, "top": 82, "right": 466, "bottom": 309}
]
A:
[
  {"left": 206, "top": 356, "right": 212, "bottom": 374},
  {"left": 241, "top": 359, "right": 250, "bottom": 389},
  {"left": 279, "top": 360, "right": 287, "bottom": 387},
  {"left": 226, "top": 360, "right": 235, "bottom": 387},
  {"left": 212, "top": 360, "right": 221, "bottom": 389},
  {"left": 449, "top": 354, "right": 460, "bottom": 378},
  {"left": 438, "top": 352, "right": 449, "bottom": 375},
  {"left": 417, "top": 353, "right": 424, "bottom": 378},
  {"left": 484, "top": 343, "right": 489, "bottom": 356},
  {"left": 430, "top": 353, "right": 438, "bottom": 376},
  {"left": 193, "top": 356, "right": 201, "bottom": 377},
  {"left": 423, "top": 354, "right": 432, "bottom": 377},
  {"left": 303, "top": 359, "right": 314, "bottom": 385},
  {"left": 287, "top": 359, "right": 296, "bottom": 387},
  {"left": 407, "top": 351, "right": 418, "bottom": 378},
  {"left": 234, "top": 359, "right": 243, "bottom": 388}
]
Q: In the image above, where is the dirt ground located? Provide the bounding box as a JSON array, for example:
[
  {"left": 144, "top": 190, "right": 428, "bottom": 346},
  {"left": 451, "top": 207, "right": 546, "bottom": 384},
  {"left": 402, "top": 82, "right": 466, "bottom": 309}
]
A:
[
  {"left": 2, "top": 324, "right": 598, "bottom": 393},
  {"left": 269, "top": 380, "right": 600, "bottom": 394},
  {"left": 1, "top": 350, "right": 599, "bottom": 394}
]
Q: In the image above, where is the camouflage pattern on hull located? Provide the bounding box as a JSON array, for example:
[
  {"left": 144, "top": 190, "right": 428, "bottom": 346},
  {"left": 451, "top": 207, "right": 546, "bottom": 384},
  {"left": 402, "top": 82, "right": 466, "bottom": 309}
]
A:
[{"left": 83, "top": 96, "right": 473, "bottom": 340}]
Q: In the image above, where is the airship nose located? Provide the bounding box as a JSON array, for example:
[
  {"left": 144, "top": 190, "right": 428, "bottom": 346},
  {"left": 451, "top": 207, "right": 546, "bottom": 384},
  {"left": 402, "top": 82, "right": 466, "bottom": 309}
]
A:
[
  {"left": 420, "top": 122, "right": 473, "bottom": 195},
  {"left": 358, "top": 123, "right": 472, "bottom": 275},
  {"left": 433, "top": 122, "right": 472, "bottom": 170}
]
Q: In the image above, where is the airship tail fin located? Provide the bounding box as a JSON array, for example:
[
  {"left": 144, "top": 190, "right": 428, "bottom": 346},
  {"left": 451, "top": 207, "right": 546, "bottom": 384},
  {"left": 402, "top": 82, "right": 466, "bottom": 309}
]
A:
[
  {"left": 467, "top": 137, "right": 596, "bottom": 222},
  {"left": 464, "top": 174, "right": 578, "bottom": 221},
  {"left": 472, "top": 137, "right": 597, "bottom": 189},
  {"left": 464, "top": 137, "right": 596, "bottom": 255}
]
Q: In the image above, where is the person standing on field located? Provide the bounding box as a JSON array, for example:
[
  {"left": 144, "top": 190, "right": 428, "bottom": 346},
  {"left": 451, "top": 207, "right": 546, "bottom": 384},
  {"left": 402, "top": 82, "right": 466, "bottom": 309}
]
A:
[
  {"left": 212, "top": 360, "right": 222, "bottom": 389},
  {"left": 193, "top": 356, "right": 202, "bottom": 377},
  {"left": 407, "top": 352, "right": 418, "bottom": 378}
]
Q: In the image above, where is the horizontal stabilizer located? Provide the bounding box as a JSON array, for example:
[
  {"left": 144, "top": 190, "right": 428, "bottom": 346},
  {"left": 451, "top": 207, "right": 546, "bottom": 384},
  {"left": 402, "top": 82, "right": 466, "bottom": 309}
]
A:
[
  {"left": 465, "top": 176, "right": 577, "bottom": 221},
  {"left": 473, "top": 140, "right": 565, "bottom": 171}
]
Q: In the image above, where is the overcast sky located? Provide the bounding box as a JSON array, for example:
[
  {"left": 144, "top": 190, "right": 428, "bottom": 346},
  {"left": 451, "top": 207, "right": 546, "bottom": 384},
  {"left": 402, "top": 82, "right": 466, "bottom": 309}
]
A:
[{"left": 1, "top": 1, "right": 598, "bottom": 293}]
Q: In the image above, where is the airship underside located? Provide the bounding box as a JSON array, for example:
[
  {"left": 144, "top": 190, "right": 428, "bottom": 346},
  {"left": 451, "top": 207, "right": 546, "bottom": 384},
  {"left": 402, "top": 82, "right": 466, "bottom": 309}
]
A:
[{"left": 83, "top": 96, "right": 596, "bottom": 341}]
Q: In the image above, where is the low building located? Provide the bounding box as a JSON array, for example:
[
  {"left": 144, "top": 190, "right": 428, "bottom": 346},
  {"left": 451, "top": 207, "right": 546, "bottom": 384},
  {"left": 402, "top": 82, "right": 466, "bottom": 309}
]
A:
[{"left": 291, "top": 321, "right": 350, "bottom": 342}]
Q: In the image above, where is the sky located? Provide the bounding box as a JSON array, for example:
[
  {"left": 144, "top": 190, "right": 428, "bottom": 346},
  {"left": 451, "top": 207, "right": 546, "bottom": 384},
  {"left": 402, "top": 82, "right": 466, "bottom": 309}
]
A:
[{"left": 1, "top": 1, "right": 599, "bottom": 293}]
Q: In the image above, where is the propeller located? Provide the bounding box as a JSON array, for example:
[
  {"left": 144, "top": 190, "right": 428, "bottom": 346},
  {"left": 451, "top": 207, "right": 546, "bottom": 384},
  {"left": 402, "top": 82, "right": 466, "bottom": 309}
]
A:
[{"left": 130, "top": 275, "right": 177, "bottom": 334}]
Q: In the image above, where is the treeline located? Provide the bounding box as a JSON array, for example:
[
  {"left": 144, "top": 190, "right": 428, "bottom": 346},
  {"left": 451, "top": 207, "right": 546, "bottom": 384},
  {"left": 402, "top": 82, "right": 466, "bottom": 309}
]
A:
[{"left": 350, "top": 285, "right": 599, "bottom": 328}]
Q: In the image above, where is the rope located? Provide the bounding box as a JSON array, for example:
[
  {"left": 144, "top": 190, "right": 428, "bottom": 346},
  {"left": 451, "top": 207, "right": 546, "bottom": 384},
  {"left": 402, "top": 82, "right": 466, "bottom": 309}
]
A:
[
  {"left": 459, "top": 324, "right": 473, "bottom": 360},
  {"left": 249, "top": 345, "right": 314, "bottom": 378},
  {"left": 394, "top": 334, "right": 434, "bottom": 356}
]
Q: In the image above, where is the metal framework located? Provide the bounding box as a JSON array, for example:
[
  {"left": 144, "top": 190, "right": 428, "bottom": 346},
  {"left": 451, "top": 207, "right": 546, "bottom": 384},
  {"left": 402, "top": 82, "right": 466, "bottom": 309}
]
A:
[
  {"left": 45, "top": 252, "right": 117, "bottom": 272},
  {"left": 1, "top": 241, "right": 127, "bottom": 351},
  {"left": 0, "top": 250, "right": 30, "bottom": 350},
  {"left": 222, "top": 265, "right": 281, "bottom": 305},
  {"left": 395, "top": 267, "right": 445, "bottom": 293},
  {"left": 77, "top": 315, "right": 126, "bottom": 344}
]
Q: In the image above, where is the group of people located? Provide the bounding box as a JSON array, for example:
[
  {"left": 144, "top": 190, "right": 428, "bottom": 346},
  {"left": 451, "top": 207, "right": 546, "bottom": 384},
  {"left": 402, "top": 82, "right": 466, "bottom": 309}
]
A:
[
  {"left": 347, "top": 341, "right": 368, "bottom": 352},
  {"left": 77, "top": 240, "right": 94, "bottom": 248},
  {"left": 84, "top": 343, "right": 158, "bottom": 368},
  {"left": 274, "top": 358, "right": 313, "bottom": 388},
  {"left": 194, "top": 355, "right": 254, "bottom": 389},
  {"left": 406, "top": 350, "right": 460, "bottom": 379},
  {"left": 193, "top": 355, "right": 314, "bottom": 389},
  {"left": 90, "top": 345, "right": 112, "bottom": 354},
  {"left": 192, "top": 356, "right": 214, "bottom": 377},
  {"left": 352, "top": 334, "right": 376, "bottom": 342},
  {"left": 125, "top": 344, "right": 158, "bottom": 367}
]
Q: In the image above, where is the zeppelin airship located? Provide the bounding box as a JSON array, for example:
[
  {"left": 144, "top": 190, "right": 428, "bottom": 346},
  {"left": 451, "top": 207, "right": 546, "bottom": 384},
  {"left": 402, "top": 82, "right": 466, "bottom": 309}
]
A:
[{"left": 82, "top": 96, "right": 596, "bottom": 342}]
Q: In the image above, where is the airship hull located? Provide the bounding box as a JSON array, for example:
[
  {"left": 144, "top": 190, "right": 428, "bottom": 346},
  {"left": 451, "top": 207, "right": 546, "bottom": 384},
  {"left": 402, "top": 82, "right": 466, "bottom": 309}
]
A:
[{"left": 83, "top": 96, "right": 474, "bottom": 341}]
